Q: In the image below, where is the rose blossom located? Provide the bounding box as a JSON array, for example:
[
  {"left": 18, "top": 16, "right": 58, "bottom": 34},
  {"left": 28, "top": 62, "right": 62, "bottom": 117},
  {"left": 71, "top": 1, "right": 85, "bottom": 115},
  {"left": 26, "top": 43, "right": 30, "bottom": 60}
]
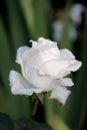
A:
[{"left": 9, "top": 37, "right": 82, "bottom": 105}]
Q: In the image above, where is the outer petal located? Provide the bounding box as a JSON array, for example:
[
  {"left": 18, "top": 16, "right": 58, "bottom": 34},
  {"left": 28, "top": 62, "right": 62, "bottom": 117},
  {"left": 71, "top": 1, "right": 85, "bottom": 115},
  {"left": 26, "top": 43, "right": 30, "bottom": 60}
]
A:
[
  {"left": 16, "top": 46, "right": 29, "bottom": 64},
  {"left": 38, "top": 37, "right": 57, "bottom": 46},
  {"left": 60, "top": 49, "right": 82, "bottom": 72},
  {"left": 60, "top": 78, "right": 74, "bottom": 87},
  {"left": 60, "top": 49, "right": 75, "bottom": 60},
  {"left": 16, "top": 46, "right": 30, "bottom": 76},
  {"left": 9, "top": 70, "right": 44, "bottom": 95},
  {"left": 68, "top": 60, "right": 82, "bottom": 72},
  {"left": 30, "top": 40, "right": 37, "bottom": 47},
  {"left": 39, "top": 60, "right": 71, "bottom": 78},
  {"left": 30, "top": 37, "right": 58, "bottom": 47},
  {"left": 49, "top": 87, "right": 71, "bottom": 105}
]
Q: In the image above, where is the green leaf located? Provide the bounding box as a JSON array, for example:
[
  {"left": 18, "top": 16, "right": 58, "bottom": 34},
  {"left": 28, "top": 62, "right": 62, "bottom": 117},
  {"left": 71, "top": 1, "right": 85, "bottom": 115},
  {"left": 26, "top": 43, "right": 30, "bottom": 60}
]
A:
[
  {"left": 60, "top": 0, "right": 72, "bottom": 49},
  {"left": 32, "top": 0, "right": 49, "bottom": 38},
  {"left": 45, "top": 98, "right": 70, "bottom": 130},
  {"left": 0, "top": 112, "right": 14, "bottom": 130},
  {"left": 5, "top": 0, "right": 29, "bottom": 51},
  {"left": 19, "top": 0, "right": 36, "bottom": 39},
  {"left": 29, "top": 121, "right": 52, "bottom": 130},
  {"left": 18, "top": 118, "right": 52, "bottom": 130},
  {"left": 19, "top": 0, "right": 50, "bottom": 40},
  {"left": 0, "top": 17, "right": 12, "bottom": 91}
]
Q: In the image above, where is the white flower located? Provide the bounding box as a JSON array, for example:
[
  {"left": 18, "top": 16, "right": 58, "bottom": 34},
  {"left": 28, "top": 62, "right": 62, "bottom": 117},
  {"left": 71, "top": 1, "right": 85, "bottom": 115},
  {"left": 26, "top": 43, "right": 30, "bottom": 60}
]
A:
[
  {"left": 9, "top": 37, "right": 82, "bottom": 105},
  {"left": 70, "top": 3, "right": 85, "bottom": 26},
  {"left": 52, "top": 20, "right": 78, "bottom": 42}
]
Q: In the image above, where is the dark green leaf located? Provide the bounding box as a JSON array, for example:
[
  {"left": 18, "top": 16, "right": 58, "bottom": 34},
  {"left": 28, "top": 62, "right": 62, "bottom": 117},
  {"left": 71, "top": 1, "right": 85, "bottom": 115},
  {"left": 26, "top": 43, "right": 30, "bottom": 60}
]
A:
[
  {"left": 18, "top": 118, "right": 52, "bottom": 130},
  {"left": 29, "top": 121, "right": 52, "bottom": 130},
  {"left": 18, "top": 118, "right": 28, "bottom": 128},
  {"left": 0, "top": 112, "right": 14, "bottom": 130},
  {"left": 60, "top": 0, "right": 72, "bottom": 49},
  {"left": 5, "top": 0, "right": 29, "bottom": 51}
]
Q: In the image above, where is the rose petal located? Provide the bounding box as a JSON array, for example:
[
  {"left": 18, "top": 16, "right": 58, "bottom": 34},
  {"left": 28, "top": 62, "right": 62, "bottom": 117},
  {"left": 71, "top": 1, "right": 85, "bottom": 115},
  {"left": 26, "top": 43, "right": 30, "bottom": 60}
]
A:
[
  {"left": 9, "top": 70, "right": 44, "bottom": 95},
  {"left": 24, "top": 65, "right": 55, "bottom": 90},
  {"left": 39, "top": 60, "right": 70, "bottom": 78},
  {"left": 60, "top": 78, "right": 74, "bottom": 87},
  {"left": 68, "top": 60, "right": 82, "bottom": 72},
  {"left": 49, "top": 87, "right": 71, "bottom": 105},
  {"left": 30, "top": 40, "right": 37, "bottom": 47},
  {"left": 39, "top": 58, "right": 82, "bottom": 79},
  {"left": 20, "top": 44, "right": 60, "bottom": 71},
  {"left": 59, "top": 49, "right": 82, "bottom": 72},
  {"left": 38, "top": 37, "right": 57, "bottom": 46},
  {"left": 16, "top": 46, "right": 30, "bottom": 76},
  {"left": 60, "top": 49, "right": 75, "bottom": 60},
  {"left": 16, "top": 46, "right": 29, "bottom": 64}
]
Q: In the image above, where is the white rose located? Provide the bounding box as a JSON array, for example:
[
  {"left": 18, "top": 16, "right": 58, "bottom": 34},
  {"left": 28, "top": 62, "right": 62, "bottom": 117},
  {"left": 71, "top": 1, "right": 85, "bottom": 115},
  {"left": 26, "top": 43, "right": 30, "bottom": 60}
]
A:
[{"left": 9, "top": 37, "right": 82, "bottom": 105}]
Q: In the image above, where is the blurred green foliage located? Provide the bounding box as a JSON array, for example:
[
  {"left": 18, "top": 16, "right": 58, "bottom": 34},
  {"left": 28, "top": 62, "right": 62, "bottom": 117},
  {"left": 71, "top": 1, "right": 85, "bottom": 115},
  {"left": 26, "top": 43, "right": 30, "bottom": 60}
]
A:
[{"left": 0, "top": 0, "right": 87, "bottom": 130}]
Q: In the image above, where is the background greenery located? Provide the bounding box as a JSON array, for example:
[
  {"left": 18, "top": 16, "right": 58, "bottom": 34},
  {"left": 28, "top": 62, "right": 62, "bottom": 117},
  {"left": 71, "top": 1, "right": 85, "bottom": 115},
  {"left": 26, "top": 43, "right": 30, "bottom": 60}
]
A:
[{"left": 0, "top": 0, "right": 87, "bottom": 130}]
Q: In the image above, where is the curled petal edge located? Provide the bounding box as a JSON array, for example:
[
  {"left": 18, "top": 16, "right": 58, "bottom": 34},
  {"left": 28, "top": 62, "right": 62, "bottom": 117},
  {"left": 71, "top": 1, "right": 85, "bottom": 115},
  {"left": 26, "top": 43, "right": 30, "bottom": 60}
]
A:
[
  {"left": 9, "top": 70, "right": 44, "bottom": 96},
  {"left": 49, "top": 87, "right": 71, "bottom": 105}
]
